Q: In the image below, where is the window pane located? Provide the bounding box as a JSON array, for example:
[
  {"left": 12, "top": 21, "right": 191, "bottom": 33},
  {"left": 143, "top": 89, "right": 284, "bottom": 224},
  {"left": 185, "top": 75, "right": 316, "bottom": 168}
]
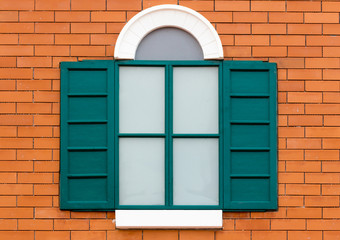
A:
[
  {"left": 173, "top": 138, "right": 219, "bottom": 205},
  {"left": 119, "top": 138, "right": 165, "bottom": 205},
  {"left": 119, "top": 67, "right": 165, "bottom": 133},
  {"left": 173, "top": 67, "right": 219, "bottom": 134}
]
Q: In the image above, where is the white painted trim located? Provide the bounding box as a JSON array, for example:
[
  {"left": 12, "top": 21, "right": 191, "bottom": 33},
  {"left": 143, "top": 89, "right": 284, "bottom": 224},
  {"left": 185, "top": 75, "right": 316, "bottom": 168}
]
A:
[
  {"left": 114, "top": 5, "right": 223, "bottom": 60},
  {"left": 115, "top": 210, "right": 223, "bottom": 229}
]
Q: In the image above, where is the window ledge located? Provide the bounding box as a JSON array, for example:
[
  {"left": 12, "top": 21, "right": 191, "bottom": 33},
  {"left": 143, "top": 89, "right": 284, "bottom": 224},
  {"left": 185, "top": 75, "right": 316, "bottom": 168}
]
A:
[{"left": 115, "top": 210, "right": 223, "bottom": 229}]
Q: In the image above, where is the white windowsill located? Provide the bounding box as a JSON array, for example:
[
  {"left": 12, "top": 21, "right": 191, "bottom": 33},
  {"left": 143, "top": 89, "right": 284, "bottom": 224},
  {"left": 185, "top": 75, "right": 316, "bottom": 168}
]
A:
[{"left": 115, "top": 210, "right": 223, "bottom": 229}]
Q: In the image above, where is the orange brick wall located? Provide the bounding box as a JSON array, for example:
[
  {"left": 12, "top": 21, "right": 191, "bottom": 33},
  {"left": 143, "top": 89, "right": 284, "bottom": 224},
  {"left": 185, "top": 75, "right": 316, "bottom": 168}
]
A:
[{"left": 0, "top": 0, "right": 339, "bottom": 239}]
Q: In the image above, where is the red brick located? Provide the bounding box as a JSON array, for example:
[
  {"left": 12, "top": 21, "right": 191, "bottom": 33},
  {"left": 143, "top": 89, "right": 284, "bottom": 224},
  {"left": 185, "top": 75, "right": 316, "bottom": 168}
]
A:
[
  {"left": 19, "top": 34, "right": 54, "bottom": 44},
  {"left": 143, "top": 0, "right": 177, "bottom": 9},
  {"left": 19, "top": 11, "right": 54, "bottom": 22},
  {"left": 107, "top": 0, "right": 141, "bottom": 10},
  {"left": 286, "top": 161, "right": 321, "bottom": 172},
  {"left": 325, "top": 116, "right": 340, "bottom": 126},
  {"left": 224, "top": 46, "right": 251, "bottom": 57},
  {"left": 0, "top": 115, "right": 33, "bottom": 126},
  {"left": 55, "top": 34, "right": 89, "bottom": 45},
  {"left": 252, "top": 1, "right": 285, "bottom": 11},
  {"left": 323, "top": 185, "right": 340, "bottom": 195},
  {"left": 36, "top": 23, "right": 70, "bottom": 33},
  {"left": 271, "top": 219, "right": 306, "bottom": 230},
  {"left": 288, "top": 47, "right": 322, "bottom": 57},
  {"left": 279, "top": 196, "right": 304, "bottom": 207},
  {"left": 143, "top": 230, "right": 178, "bottom": 240},
  {"left": 306, "top": 173, "right": 340, "bottom": 184},
  {"left": 0, "top": 46, "right": 33, "bottom": 56},
  {"left": 54, "top": 219, "right": 89, "bottom": 230},
  {"left": 287, "top": 207, "right": 322, "bottom": 218},
  {"left": 306, "top": 104, "right": 340, "bottom": 115},
  {"left": 0, "top": 23, "right": 33, "bottom": 33},
  {"left": 307, "top": 196, "right": 339, "bottom": 207},
  {"left": 0, "top": 11, "right": 18, "bottom": 21},
  {"left": 71, "top": 46, "right": 106, "bottom": 57},
  {"left": 288, "top": 24, "right": 322, "bottom": 35},
  {"left": 215, "top": 1, "right": 250, "bottom": 11},
  {"left": 279, "top": 150, "right": 304, "bottom": 161},
  {"left": 288, "top": 69, "right": 322, "bottom": 80},
  {"left": 306, "top": 58, "right": 340, "bottom": 69},
  {"left": 305, "top": 13, "right": 339, "bottom": 23},
  {"left": 216, "top": 231, "right": 250, "bottom": 240},
  {"left": 180, "top": 230, "right": 214, "bottom": 240},
  {"left": 34, "top": 184, "right": 58, "bottom": 195},
  {"left": 286, "top": 184, "right": 320, "bottom": 195},
  {"left": 278, "top": 81, "right": 304, "bottom": 92},
  {"left": 17, "top": 57, "right": 52, "bottom": 67},
  {"left": 253, "top": 231, "right": 286, "bottom": 240},
  {"left": 36, "top": 231, "right": 70, "bottom": 240},
  {"left": 0, "top": 232, "right": 34, "bottom": 240},
  {"left": 200, "top": 12, "right": 232, "bottom": 23},
  {"left": 287, "top": 1, "right": 321, "bottom": 12},
  {"left": 34, "top": 68, "right": 60, "bottom": 79},
  {"left": 35, "top": 46, "right": 70, "bottom": 56},
  {"left": 179, "top": 1, "right": 214, "bottom": 11},
  {"left": 71, "top": 212, "right": 106, "bottom": 219},
  {"left": 92, "top": 12, "right": 126, "bottom": 22},
  {"left": 235, "top": 219, "right": 270, "bottom": 230},
  {"left": 107, "top": 230, "right": 142, "bottom": 240},
  {"left": 252, "top": 24, "right": 286, "bottom": 34},
  {"left": 271, "top": 36, "right": 305, "bottom": 46},
  {"left": 55, "top": 12, "right": 90, "bottom": 22},
  {"left": 18, "top": 219, "right": 53, "bottom": 230},
  {"left": 36, "top": 0, "right": 70, "bottom": 10},
  {"left": 323, "top": 2, "right": 340, "bottom": 12},
  {"left": 278, "top": 104, "right": 304, "bottom": 115},
  {"left": 323, "top": 139, "right": 340, "bottom": 149},
  {"left": 307, "top": 36, "right": 340, "bottom": 46},
  {"left": 18, "top": 196, "right": 52, "bottom": 207},
  {"left": 269, "top": 13, "right": 303, "bottom": 23},
  {"left": 71, "top": 0, "right": 105, "bottom": 10},
  {"left": 324, "top": 231, "right": 340, "bottom": 240},
  {"left": 217, "top": 24, "right": 251, "bottom": 34},
  {"left": 71, "top": 231, "right": 106, "bottom": 240},
  {"left": 0, "top": 56, "right": 17, "bottom": 66},
  {"left": 0, "top": 0, "right": 34, "bottom": 10},
  {"left": 91, "top": 34, "right": 118, "bottom": 45},
  {"left": 307, "top": 220, "right": 340, "bottom": 230},
  {"left": 35, "top": 208, "right": 70, "bottom": 219},
  {"left": 0, "top": 208, "right": 33, "bottom": 218},
  {"left": 71, "top": 23, "right": 105, "bottom": 33},
  {"left": 233, "top": 12, "right": 267, "bottom": 23},
  {"left": 0, "top": 219, "right": 17, "bottom": 230},
  {"left": 288, "top": 231, "right": 322, "bottom": 240},
  {"left": 235, "top": 35, "right": 269, "bottom": 46}
]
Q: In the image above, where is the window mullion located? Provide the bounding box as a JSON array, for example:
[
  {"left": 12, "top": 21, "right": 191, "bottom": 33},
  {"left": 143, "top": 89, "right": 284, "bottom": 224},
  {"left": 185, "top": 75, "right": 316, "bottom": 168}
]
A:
[{"left": 167, "top": 64, "right": 174, "bottom": 208}]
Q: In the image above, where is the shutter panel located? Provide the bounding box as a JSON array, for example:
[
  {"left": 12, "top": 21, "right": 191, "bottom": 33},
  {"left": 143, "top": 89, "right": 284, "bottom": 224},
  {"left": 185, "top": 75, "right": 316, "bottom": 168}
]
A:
[
  {"left": 223, "top": 61, "right": 277, "bottom": 210},
  {"left": 60, "top": 61, "right": 115, "bottom": 210}
]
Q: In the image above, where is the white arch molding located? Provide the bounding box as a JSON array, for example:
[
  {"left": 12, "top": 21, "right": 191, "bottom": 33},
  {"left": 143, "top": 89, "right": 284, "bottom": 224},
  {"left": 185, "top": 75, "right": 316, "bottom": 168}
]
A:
[{"left": 114, "top": 5, "right": 224, "bottom": 60}]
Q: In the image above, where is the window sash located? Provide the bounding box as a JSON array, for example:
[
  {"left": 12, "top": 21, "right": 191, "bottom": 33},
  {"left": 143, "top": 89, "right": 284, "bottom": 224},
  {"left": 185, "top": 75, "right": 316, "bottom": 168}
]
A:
[{"left": 115, "top": 61, "right": 224, "bottom": 210}]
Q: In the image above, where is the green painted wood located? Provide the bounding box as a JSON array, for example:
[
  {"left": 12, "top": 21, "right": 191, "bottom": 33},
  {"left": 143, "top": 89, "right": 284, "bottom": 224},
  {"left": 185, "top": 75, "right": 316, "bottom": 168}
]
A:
[
  {"left": 60, "top": 60, "right": 115, "bottom": 210},
  {"left": 223, "top": 61, "right": 277, "bottom": 210}
]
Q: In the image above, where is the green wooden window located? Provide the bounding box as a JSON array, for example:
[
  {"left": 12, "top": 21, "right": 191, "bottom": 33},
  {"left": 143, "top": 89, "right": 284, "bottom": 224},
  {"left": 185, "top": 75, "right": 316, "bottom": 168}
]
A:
[{"left": 60, "top": 60, "right": 277, "bottom": 211}]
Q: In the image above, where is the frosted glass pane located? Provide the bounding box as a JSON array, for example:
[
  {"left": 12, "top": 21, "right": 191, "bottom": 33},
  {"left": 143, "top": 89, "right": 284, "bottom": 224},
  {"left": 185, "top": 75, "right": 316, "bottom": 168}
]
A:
[
  {"left": 119, "top": 67, "right": 165, "bottom": 133},
  {"left": 119, "top": 138, "right": 165, "bottom": 205},
  {"left": 173, "top": 138, "right": 219, "bottom": 205},
  {"left": 173, "top": 67, "right": 218, "bottom": 134}
]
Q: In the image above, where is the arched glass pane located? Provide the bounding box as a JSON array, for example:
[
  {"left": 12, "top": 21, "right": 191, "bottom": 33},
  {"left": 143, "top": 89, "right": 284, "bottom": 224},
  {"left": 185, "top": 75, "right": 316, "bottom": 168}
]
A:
[{"left": 135, "top": 27, "right": 204, "bottom": 60}]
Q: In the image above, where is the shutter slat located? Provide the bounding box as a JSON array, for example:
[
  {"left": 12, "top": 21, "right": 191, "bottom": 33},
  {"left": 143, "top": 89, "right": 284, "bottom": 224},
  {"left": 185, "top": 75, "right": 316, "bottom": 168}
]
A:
[
  {"left": 223, "top": 61, "right": 277, "bottom": 210},
  {"left": 60, "top": 61, "right": 115, "bottom": 210}
]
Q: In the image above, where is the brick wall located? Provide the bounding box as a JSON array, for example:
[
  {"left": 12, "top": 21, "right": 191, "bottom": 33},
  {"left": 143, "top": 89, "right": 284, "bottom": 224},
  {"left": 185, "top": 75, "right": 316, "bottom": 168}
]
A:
[{"left": 0, "top": 0, "right": 340, "bottom": 239}]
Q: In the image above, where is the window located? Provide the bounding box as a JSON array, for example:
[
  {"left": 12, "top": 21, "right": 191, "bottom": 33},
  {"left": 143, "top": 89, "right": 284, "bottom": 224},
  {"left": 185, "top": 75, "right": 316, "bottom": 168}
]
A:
[
  {"left": 59, "top": 5, "right": 277, "bottom": 215},
  {"left": 60, "top": 60, "right": 277, "bottom": 212}
]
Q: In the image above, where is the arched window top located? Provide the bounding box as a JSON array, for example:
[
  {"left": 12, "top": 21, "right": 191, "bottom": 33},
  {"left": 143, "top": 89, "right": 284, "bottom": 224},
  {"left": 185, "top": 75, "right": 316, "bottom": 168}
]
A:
[
  {"left": 114, "top": 4, "right": 223, "bottom": 60},
  {"left": 135, "top": 27, "right": 204, "bottom": 60}
]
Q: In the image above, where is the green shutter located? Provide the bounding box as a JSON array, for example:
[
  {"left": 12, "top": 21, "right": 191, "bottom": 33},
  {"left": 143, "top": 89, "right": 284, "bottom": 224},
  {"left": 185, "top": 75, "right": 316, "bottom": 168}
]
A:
[
  {"left": 223, "top": 61, "right": 277, "bottom": 210},
  {"left": 60, "top": 60, "right": 115, "bottom": 210}
]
